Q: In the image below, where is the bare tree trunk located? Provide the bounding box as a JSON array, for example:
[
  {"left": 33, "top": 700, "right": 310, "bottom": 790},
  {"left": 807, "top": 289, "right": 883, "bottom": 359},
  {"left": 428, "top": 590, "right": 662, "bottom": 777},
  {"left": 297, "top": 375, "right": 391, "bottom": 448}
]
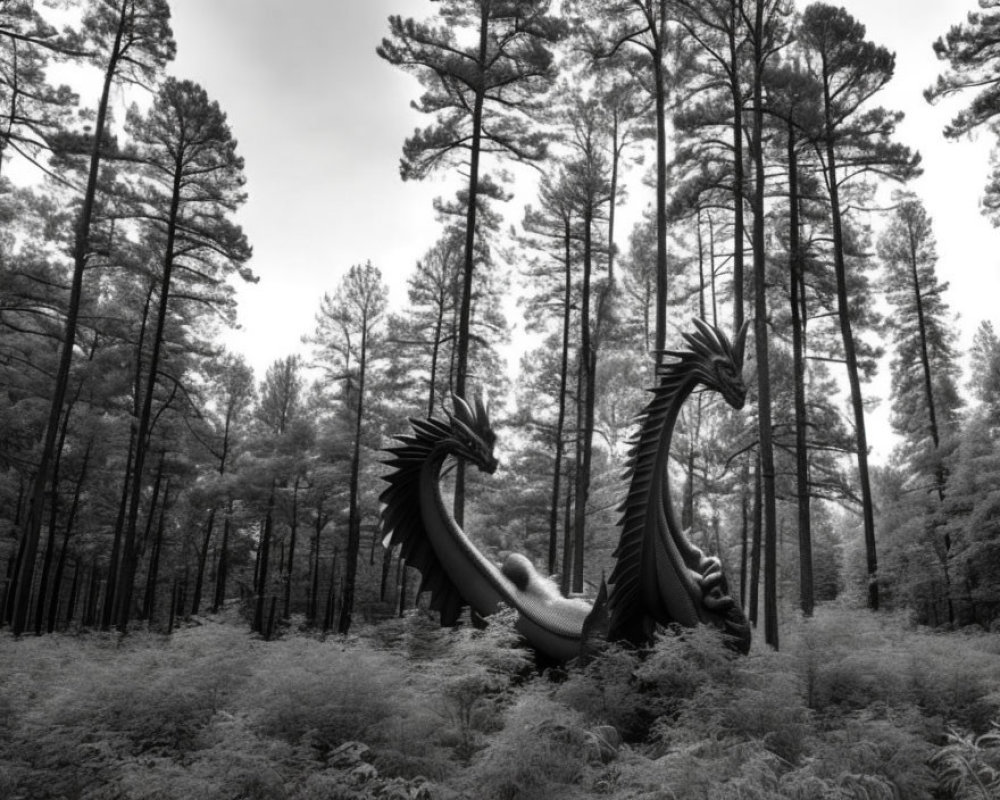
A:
[
  {"left": 572, "top": 209, "right": 597, "bottom": 594},
  {"left": 64, "top": 561, "right": 80, "bottom": 630},
  {"left": 453, "top": 10, "right": 490, "bottom": 528},
  {"left": 787, "top": 124, "right": 814, "bottom": 616},
  {"left": 254, "top": 487, "right": 276, "bottom": 634},
  {"left": 283, "top": 476, "right": 301, "bottom": 618},
  {"left": 116, "top": 156, "right": 185, "bottom": 633},
  {"left": 339, "top": 324, "right": 370, "bottom": 635},
  {"left": 822, "top": 98, "right": 878, "bottom": 611},
  {"left": 549, "top": 215, "right": 573, "bottom": 576},
  {"left": 749, "top": 456, "right": 762, "bottom": 626},
  {"left": 48, "top": 443, "right": 92, "bottom": 633},
  {"left": 142, "top": 486, "right": 169, "bottom": 625},
  {"left": 750, "top": 0, "right": 779, "bottom": 648},
  {"left": 212, "top": 501, "right": 233, "bottom": 613}
]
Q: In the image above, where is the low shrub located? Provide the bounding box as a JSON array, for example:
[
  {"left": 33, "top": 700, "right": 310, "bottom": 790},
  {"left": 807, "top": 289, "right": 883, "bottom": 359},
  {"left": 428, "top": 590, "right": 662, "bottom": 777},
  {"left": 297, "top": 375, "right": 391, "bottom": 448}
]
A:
[
  {"left": 459, "top": 688, "right": 594, "bottom": 800},
  {"left": 246, "top": 637, "right": 402, "bottom": 752}
]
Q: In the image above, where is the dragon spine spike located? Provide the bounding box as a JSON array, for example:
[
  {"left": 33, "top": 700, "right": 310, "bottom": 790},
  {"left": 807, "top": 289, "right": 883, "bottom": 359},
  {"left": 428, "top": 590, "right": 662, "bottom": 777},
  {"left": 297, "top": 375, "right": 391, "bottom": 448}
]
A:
[{"left": 451, "top": 417, "right": 478, "bottom": 443}]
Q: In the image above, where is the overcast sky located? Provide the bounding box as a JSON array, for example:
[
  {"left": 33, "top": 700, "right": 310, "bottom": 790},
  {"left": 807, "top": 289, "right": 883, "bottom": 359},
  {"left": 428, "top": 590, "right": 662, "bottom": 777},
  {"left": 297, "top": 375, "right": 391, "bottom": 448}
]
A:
[{"left": 157, "top": 1, "right": 999, "bottom": 459}]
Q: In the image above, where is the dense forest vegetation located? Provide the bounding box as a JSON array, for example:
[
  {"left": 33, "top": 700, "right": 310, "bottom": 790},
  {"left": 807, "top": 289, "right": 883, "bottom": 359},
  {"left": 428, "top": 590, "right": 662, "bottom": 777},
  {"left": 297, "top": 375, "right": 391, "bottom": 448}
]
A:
[{"left": 2, "top": 1, "right": 1000, "bottom": 797}]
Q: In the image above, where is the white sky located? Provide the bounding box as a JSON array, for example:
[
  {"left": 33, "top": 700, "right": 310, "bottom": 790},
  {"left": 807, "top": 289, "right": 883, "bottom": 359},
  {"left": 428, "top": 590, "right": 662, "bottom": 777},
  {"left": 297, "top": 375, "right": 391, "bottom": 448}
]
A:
[{"left": 40, "top": 1, "right": 1000, "bottom": 461}]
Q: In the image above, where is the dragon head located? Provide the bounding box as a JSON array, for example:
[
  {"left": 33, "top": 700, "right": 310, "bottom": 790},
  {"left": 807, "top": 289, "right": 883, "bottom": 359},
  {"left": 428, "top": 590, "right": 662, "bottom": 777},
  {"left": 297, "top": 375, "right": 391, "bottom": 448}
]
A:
[
  {"left": 661, "top": 318, "right": 748, "bottom": 410},
  {"left": 446, "top": 394, "right": 498, "bottom": 474}
]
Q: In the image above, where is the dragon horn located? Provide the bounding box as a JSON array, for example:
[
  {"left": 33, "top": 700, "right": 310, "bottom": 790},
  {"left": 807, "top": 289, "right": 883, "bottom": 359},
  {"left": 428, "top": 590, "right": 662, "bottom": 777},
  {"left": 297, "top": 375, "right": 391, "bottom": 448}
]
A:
[
  {"left": 452, "top": 394, "right": 475, "bottom": 426},
  {"left": 693, "top": 316, "right": 729, "bottom": 353},
  {"left": 681, "top": 322, "right": 714, "bottom": 359},
  {"left": 473, "top": 393, "right": 489, "bottom": 426}
]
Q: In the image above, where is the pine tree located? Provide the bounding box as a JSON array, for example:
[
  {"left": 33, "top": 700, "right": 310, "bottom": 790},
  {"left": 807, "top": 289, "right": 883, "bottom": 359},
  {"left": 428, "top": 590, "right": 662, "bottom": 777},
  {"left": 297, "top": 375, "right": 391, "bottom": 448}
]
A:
[
  {"left": 0, "top": 4, "right": 77, "bottom": 178},
  {"left": 878, "top": 193, "right": 961, "bottom": 473},
  {"left": 926, "top": 0, "right": 1000, "bottom": 223},
  {"left": 798, "top": 2, "right": 919, "bottom": 611},
  {"left": 306, "top": 262, "right": 388, "bottom": 634},
  {"left": 747, "top": 0, "right": 790, "bottom": 648},
  {"left": 10, "top": 0, "right": 175, "bottom": 636},
  {"left": 111, "top": 77, "right": 252, "bottom": 632},
  {"left": 566, "top": 0, "right": 672, "bottom": 350},
  {"left": 378, "top": 1, "right": 563, "bottom": 524}
]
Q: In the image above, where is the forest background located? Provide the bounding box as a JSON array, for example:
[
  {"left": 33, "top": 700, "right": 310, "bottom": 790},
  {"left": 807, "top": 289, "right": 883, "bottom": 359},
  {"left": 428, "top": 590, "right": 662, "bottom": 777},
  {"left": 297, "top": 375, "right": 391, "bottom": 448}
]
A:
[
  {"left": 3, "top": 1, "right": 1000, "bottom": 799},
  {"left": 4, "top": 0, "right": 1000, "bottom": 639}
]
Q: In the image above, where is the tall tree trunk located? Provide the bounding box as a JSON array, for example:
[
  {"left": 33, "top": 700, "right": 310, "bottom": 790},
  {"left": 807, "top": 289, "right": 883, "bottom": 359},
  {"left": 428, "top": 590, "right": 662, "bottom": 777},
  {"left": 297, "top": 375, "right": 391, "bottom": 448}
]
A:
[
  {"left": 103, "top": 284, "right": 154, "bottom": 629},
  {"left": 167, "top": 576, "right": 178, "bottom": 634},
  {"left": 284, "top": 476, "right": 300, "bottom": 617},
  {"left": 323, "top": 549, "right": 338, "bottom": 633},
  {"left": 787, "top": 124, "right": 814, "bottom": 616},
  {"left": 561, "top": 478, "right": 574, "bottom": 596},
  {"left": 749, "top": 456, "right": 762, "bottom": 626},
  {"left": 191, "top": 509, "right": 215, "bottom": 617},
  {"left": 821, "top": 80, "right": 878, "bottom": 611},
  {"left": 739, "top": 457, "right": 750, "bottom": 608},
  {"left": 573, "top": 210, "right": 597, "bottom": 594},
  {"left": 729, "top": 15, "right": 746, "bottom": 331},
  {"left": 453, "top": 9, "right": 490, "bottom": 528},
  {"left": 34, "top": 401, "right": 74, "bottom": 634},
  {"left": 308, "top": 504, "right": 324, "bottom": 623},
  {"left": 142, "top": 488, "right": 168, "bottom": 625},
  {"left": 213, "top": 501, "right": 233, "bottom": 613},
  {"left": 652, "top": 3, "right": 669, "bottom": 353},
  {"left": 2, "top": 480, "right": 26, "bottom": 624},
  {"left": 115, "top": 155, "right": 185, "bottom": 633},
  {"left": 905, "top": 223, "right": 953, "bottom": 621},
  {"left": 339, "top": 326, "right": 370, "bottom": 635},
  {"left": 82, "top": 561, "right": 97, "bottom": 628},
  {"left": 548, "top": 215, "right": 573, "bottom": 577},
  {"left": 254, "top": 489, "right": 276, "bottom": 634},
  {"left": 11, "top": 0, "right": 130, "bottom": 635},
  {"left": 48, "top": 442, "right": 91, "bottom": 633},
  {"left": 427, "top": 286, "right": 446, "bottom": 416},
  {"left": 747, "top": 0, "right": 780, "bottom": 649},
  {"left": 64, "top": 561, "right": 80, "bottom": 630}
]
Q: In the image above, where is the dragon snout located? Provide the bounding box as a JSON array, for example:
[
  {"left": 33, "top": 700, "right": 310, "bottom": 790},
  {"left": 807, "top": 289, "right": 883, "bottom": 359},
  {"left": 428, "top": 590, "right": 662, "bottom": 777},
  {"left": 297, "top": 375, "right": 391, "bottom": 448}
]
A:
[
  {"left": 726, "top": 381, "right": 747, "bottom": 410},
  {"left": 480, "top": 454, "right": 499, "bottom": 475}
]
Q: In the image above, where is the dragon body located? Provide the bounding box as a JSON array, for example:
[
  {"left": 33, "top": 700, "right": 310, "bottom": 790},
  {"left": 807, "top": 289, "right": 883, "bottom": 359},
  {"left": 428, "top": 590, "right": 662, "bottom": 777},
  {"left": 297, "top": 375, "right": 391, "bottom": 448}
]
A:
[
  {"left": 379, "top": 402, "right": 594, "bottom": 662},
  {"left": 608, "top": 320, "right": 752, "bottom": 652},
  {"left": 380, "top": 320, "right": 751, "bottom": 661}
]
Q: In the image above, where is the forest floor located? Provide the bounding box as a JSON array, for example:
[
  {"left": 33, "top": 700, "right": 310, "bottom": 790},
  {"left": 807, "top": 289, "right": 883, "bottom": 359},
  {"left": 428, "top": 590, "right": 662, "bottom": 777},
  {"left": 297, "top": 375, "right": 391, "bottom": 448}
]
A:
[{"left": 1, "top": 603, "right": 999, "bottom": 800}]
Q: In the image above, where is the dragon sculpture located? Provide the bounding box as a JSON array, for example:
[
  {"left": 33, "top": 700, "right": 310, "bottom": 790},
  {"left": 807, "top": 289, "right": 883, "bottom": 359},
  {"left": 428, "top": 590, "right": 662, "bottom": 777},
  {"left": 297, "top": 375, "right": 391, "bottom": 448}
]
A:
[{"left": 380, "top": 319, "right": 751, "bottom": 661}]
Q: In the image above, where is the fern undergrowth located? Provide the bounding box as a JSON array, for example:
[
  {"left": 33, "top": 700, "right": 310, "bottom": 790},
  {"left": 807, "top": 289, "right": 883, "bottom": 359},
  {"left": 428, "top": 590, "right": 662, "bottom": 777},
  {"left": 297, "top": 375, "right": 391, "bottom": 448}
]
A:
[{"left": 0, "top": 603, "right": 998, "bottom": 799}]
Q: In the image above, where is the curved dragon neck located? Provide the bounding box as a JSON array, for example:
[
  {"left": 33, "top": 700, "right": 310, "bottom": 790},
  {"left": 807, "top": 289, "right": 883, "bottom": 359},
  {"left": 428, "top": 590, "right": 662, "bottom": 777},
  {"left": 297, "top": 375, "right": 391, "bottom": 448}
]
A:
[
  {"left": 648, "top": 373, "right": 709, "bottom": 606},
  {"left": 379, "top": 427, "right": 592, "bottom": 660},
  {"left": 611, "top": 358, "right": 716, "bottom": 633},
  {"left": 655, "top": 375, "right": 700, "bottom": 548},
  {"left": 418, "top": 448, "right": 514, "bottom": 615}
]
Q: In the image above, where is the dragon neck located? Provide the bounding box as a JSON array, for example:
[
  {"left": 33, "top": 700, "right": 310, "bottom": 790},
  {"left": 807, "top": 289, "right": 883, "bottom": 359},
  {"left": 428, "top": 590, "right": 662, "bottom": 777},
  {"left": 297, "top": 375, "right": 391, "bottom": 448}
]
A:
[
  {"left": 652, "top": 372, "right": 706, "bottom": 559},
  {"left": 657, "top": 375, "right": 697, "bottom": 539},
  {"left": 418, "top": 448, "right": 514, "bottom": 615},
  {"left": 628, "top": 364, "right": 713, "bottom": 625},
  {"left": 417, "top": 447, "right": 591, "bottom": 652}
]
